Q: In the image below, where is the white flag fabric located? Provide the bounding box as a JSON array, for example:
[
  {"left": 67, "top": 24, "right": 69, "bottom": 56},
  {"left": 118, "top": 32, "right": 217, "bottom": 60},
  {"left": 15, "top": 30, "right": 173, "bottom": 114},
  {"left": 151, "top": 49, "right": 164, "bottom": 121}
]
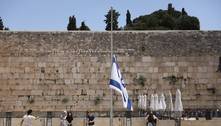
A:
[{"left": 109, "top": 55, "right": 133, "bottom": 111}]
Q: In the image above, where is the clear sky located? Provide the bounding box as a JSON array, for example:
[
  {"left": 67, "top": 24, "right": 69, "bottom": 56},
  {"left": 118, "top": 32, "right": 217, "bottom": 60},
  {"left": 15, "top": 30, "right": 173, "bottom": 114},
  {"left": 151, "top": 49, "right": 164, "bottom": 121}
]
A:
[{"left": 0, "top": 0, "right": 221, "bottom": 31}]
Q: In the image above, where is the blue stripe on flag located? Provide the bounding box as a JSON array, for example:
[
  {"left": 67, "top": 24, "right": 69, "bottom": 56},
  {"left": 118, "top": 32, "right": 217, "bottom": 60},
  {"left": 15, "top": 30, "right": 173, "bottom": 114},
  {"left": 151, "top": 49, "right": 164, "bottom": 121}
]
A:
[
  {"left": 109, "top": 79, "right": 122, "bottom": 91},
  {"left": 109, "top": 80, "right": 127, "bottom": 102},
  {"left": 127, "top": 98, "right": 133, "bottom": 111}
]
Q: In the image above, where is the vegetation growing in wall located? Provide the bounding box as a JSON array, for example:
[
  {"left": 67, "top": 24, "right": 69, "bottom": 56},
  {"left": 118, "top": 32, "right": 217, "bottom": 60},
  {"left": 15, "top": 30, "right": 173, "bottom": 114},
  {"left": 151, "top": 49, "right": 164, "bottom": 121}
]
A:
[
  {"left": 134, "top": 75, "right": 146, "bottom": 87},
  {"left": 162, "top": 75, "right": 183, "bottom": 85},
  {"left": 61, "top": 97, "right": 69, "bottom": 104},
  {"left": 94, "top": 96, "right": 101, "bottom": 105},
  {"left": 207, "top": 87, "right": 216, "bottom": 94}
]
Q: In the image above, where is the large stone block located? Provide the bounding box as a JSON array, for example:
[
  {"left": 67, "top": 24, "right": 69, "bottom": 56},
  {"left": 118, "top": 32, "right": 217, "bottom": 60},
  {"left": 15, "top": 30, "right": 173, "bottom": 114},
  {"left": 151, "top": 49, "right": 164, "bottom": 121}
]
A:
[
  {"left": 142, "top": 56, "right": 152, "bottom": 62},
  {"left": 31, "top": 90, "right": 43, "bottom": 96}
]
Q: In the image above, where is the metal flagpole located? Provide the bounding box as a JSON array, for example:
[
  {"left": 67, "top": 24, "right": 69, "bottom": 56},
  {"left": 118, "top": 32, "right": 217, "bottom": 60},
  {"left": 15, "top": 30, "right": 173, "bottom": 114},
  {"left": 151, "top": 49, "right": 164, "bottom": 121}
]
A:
[{"left": 110, "top": 6, "right": 113, "bottom": 126}]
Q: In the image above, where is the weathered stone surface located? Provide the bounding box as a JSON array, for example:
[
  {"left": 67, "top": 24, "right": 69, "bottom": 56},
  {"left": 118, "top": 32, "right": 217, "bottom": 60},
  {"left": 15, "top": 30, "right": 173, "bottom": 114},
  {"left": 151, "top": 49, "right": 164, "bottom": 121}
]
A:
[{"left": 0, "top": 31, "right": 221, "bottom": 112}]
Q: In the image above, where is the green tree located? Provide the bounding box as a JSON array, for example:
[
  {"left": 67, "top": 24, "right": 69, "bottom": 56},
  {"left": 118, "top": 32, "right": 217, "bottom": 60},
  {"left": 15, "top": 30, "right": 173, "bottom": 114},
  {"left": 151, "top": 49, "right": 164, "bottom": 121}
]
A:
[
  {"left": 160, "top": 14, "right": 175, "bottom": 29},
  {"left": 79, "top": 21, "right": 90, "bottom": 30},
  {"left": 0, "top": 17, "right": 4, "bottom": 30},
  {"left": 125, "top": 3, "right": 200, "bottom": 30},
  {"left": 67, "top": 15, "right": 77, "bottom": 30},
  {"left": 126, "top": 10, "right": 132, "bottom": 26},
  {"left": 176, "top": 15, "right": 200, "bottom": 30},
  {"left": 104, "top": 8, "right": 120, "bottom": 31},
  {"left": 182, "top": 8, "right": 187, "bottom": 16},
  {"left": 4, "top": 27, "right": 9, "bottom": 30}
]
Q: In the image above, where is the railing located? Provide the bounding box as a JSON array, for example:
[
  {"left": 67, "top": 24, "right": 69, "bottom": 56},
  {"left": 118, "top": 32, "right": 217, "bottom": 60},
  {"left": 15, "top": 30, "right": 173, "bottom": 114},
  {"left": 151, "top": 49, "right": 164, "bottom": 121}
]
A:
[{"left": 0, "top": 110, "right": 220, "bottom": 126}]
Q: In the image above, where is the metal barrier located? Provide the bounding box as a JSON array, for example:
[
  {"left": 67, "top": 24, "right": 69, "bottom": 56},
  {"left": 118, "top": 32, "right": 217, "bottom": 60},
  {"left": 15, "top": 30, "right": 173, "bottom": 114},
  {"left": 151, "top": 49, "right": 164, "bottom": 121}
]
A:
[
  {"left": 125, "top": 111, "right": 132, "bottom": 126},
  {"left": 5, "top": 112, "right": 11, "bottom": 126},
  {"left": 47, "top": 112, "right": 52, "bottom": 126}
]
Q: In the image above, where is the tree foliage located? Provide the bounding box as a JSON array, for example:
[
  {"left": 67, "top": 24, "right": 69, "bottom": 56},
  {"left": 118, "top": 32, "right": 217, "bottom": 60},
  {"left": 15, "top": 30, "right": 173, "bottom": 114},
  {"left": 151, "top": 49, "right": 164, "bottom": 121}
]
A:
[
  {"left": 0, "top": 17, "right": 4, "bottom": 30},
  {"left": 67, "top": 15, "right": 77, "bottom": 30},
  {"left": 0, "top": 17, "right": 9, "bottom": 30},
  {"left": 182, "top": 8, "right": 187, "bottom": 16},
  {"left": 67, "top": 15, "right": 90, "bottom": 31},
  {"left": 79, "top": 21, "right": 90, "bottom": 31},
  {"left": 176, "top": 15, "right": 200, "bottom": 30},
  {"left": 125, "top": 3, "right": 200, "bottom": 30},
  {"left": 4, "top": 27, "right": 9, "bottom": 30},
  {"left": 126, "top": 10, "right": 132, "bottom": 26},
  {"left": 104, "top": 8, "right": 120, "bottom": 31}
]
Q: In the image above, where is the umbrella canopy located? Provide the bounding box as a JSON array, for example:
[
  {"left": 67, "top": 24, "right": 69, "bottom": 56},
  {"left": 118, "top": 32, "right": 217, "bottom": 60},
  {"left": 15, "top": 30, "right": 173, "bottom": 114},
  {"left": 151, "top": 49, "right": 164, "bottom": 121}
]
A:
[
  {"left": 168, "top": 91, "right": 174, "bottom": 111},
  {"left": 161, "top": 93, "right": 167, "bottom": 110},
  {"left": 143, "top": 95, "right": 147, "bottom": 110},
  {"left": 174, "top": 89, "right": 183, "bottom": 111},
  {"left": 141, "top": 95, "right": 144, "bottom": 109},
  {"left": 154, "top": 94, "right": 159, "bottom": 111},
  {"left": 150, "top": 94, "right": 155, "bottom": 111},
  {"left": 138, "top": 95, "right": 147, "bottom": 110},
  {"left": 138, "top": 95, "right": 141, "bottom": 109},
  {"left": 158, "top": 94, "right": 163, "bottom": 110}
]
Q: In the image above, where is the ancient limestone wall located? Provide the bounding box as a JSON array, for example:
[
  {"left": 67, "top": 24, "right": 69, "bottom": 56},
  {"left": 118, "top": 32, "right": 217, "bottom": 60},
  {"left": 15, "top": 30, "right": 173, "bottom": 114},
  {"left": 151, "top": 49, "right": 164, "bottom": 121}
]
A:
[{"left": 0, "top": 31, "right": 221, "bottom": 112}]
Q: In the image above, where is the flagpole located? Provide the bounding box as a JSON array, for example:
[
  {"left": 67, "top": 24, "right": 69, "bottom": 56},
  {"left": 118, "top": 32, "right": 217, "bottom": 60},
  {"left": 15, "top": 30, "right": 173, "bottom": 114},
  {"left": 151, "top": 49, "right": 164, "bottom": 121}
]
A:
[{"left": 110, "top": 6, "right": 113, "bottom": 126}]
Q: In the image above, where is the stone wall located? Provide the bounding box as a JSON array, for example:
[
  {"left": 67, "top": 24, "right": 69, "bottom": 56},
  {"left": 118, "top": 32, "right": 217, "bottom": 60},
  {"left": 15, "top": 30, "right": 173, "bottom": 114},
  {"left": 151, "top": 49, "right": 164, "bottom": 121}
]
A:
[{"left": 0, "top": 31, "right": 221, "bottom": 112}]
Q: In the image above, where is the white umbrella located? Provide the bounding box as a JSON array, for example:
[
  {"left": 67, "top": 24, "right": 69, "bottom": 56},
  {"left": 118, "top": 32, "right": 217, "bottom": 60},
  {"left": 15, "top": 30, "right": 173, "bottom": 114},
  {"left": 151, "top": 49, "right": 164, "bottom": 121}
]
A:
[
  {"left": 143, "top": 95, "right": 147, "bottom": 110},
  {"left": 174, "top": 89, "right": 183, "bottom": 111},
  {"left": 138, "top": 95, "right": 141, "bottom": 109},
  {"left": 141, "top": 95, "right": 143, "bottom": 109},
  {"left": 141, "top": 95, "right": 145, "bottom": 109},
  {"left": 158, "top": 94, "right": 163, "bottom": 110},
  {"left": 150, "top": 94, "right": 155, "bottom": 111},
  {"left": 161, "top": 93, "right": 167, "bottom": 110},
  {"left": 168, "top": 91, "right": 174, "bottom": 111},
  {"left": 140, "top": 95, "right": 143, "bottom": 109},
  {"left": 154, "top": 94, "right": 159, "bottom": 111}
]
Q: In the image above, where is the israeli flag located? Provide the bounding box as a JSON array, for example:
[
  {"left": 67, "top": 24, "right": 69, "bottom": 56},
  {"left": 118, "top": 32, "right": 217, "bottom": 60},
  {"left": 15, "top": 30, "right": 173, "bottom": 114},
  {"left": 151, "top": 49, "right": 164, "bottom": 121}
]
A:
[{"left": 109, "top": 55, "right": 133, "bottom": 111}]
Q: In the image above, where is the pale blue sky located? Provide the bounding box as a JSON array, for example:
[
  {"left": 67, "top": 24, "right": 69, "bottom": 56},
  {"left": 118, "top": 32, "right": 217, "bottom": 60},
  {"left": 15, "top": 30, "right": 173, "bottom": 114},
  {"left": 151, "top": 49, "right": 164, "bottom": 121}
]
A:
[{"left": 0, "top": 0, "right": 220, "bottom": 31}]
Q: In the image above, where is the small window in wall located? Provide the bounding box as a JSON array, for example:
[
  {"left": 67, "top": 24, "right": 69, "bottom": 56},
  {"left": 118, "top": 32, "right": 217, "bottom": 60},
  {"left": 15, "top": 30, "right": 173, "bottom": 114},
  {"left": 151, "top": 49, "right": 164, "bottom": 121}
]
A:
[{"left": 217, "top": 57, "right": 221, "bottom": 72}]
